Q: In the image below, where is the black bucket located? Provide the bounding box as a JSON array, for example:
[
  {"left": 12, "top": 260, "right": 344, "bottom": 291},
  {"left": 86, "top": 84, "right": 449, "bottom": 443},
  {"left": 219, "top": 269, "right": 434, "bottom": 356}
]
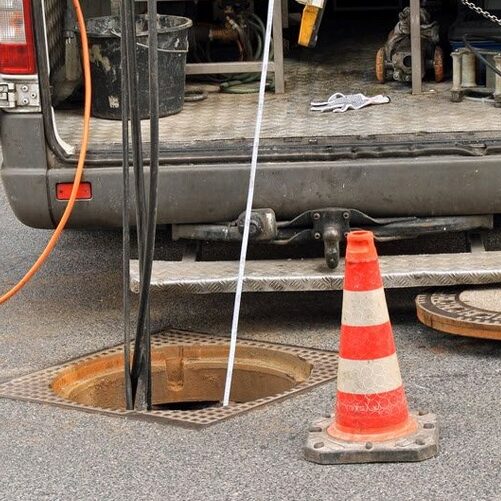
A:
[{"left": 82, "top": 15, "right": 192, "bottom": 120}]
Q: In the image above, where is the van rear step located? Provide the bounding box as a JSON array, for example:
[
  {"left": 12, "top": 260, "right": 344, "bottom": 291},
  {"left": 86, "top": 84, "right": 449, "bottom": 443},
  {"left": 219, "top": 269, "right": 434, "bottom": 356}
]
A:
[{"left": 130, "top": 252, "right": 501, "bottom": 294}]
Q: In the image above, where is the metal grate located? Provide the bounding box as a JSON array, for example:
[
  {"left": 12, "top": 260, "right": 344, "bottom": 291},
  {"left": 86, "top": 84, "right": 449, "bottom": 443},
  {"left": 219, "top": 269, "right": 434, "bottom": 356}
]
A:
[{"left": 0, "top": 329, "right": 338, "bottom": 427}]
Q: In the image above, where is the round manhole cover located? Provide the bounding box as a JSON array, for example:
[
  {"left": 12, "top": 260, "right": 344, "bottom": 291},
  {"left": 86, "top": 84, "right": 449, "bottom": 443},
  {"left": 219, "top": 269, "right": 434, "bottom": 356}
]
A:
[{"left": 416, "top": 287, "right": 501, "bottom": 341}]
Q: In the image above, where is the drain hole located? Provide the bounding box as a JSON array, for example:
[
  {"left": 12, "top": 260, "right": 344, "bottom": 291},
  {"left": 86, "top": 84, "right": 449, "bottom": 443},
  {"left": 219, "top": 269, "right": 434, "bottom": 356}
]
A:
[
  {"left": 51, "top": 344, "right": 313, "bottom": 412},
  {"left": 153, "top": 401, "right": 220, "bottom": 411}
]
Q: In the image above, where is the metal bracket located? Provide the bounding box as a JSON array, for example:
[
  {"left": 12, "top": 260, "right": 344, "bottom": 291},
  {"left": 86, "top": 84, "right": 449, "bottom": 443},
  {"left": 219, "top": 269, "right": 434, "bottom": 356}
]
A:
[
  {"left": 468, "top": 232, "right": 487, "bottom": 253},
  {"left": 172, "top": 208, "right": 278, "bottom": 243},
  {"left": 237, "top": 208, "right": 278, "bottom": 241},
  {"left": 0, "top": 82, "right": 15, "bottom": 109},
  {"left": 0, "top": 77, "right": 40, "bottom": 111}
]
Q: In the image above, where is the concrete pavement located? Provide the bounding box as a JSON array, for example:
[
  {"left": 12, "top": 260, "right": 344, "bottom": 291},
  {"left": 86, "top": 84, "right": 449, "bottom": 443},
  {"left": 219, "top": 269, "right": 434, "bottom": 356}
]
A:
[{"left": 0, "top": 179, "right": 500, "bottom": 501}]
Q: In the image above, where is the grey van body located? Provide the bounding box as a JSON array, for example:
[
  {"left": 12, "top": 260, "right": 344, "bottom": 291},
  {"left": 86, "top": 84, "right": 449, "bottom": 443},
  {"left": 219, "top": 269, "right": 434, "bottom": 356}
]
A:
[{"left": 2, "top": 1, "right": 501, "bottom": 237}]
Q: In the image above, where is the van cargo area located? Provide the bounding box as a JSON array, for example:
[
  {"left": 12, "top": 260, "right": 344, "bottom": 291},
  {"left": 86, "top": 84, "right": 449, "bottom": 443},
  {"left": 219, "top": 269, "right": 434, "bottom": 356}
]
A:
[
  {"left": 46, "top": 1, "right": 501, "bottom": 154},
  {"left": 5, "top": 0, "right": 501, "bottom": 231}
]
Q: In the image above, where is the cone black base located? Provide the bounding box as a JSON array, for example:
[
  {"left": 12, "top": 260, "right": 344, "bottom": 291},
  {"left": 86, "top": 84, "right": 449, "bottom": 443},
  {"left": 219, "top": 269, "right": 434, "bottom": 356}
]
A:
[{"left": 304, "top": 411, "right": 439, "bottom": 465}]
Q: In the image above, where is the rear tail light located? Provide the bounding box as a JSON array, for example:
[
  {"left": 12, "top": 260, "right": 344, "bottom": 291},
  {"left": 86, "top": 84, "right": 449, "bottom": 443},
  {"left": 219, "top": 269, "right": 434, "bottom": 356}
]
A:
[{"left": 0, "top": 0, "right": 36, "bottom": 74}]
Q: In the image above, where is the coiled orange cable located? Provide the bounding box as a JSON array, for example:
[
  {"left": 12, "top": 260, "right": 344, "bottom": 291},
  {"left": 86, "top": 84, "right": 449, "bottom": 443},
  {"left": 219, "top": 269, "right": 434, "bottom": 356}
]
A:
[{"left": 0, "top": 0, "right": 91, "bottom": 304}]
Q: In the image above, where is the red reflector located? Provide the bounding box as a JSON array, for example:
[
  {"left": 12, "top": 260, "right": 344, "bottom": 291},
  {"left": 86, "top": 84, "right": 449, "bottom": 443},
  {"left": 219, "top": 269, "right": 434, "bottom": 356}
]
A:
[{"left": 56, "top": 182, "right": 92, "bottom": 201}]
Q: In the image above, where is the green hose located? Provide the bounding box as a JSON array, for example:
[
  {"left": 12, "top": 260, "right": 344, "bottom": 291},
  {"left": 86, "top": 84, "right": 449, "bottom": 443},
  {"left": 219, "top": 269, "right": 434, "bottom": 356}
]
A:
[
  {"left": 221, "top": 81, "right": 274, "bottom": 93},
  {"left": 219, "top": 15, "right": 274, "bottom": 94}
]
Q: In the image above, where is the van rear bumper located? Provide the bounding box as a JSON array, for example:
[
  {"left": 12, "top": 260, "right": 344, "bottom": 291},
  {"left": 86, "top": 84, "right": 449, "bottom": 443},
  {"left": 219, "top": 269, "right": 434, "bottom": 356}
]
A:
[{"left": 2, "top": 114, "right": 501, "bottom": 229}]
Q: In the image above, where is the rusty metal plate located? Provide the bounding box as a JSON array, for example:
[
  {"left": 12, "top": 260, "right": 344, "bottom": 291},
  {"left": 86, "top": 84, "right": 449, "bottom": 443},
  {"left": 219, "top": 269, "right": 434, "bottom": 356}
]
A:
[
  {"left": 416, "top": 287, "right": 501, "bottom": 341},
  {"left": 0, "top": 329, "right": 338, "bottom": 427}
]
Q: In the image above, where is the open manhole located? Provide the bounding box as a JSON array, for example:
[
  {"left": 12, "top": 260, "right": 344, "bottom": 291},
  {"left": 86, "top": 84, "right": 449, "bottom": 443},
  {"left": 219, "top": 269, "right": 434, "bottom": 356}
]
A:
[{"left": 0, "top": 329, "right": 338, "bottom": 427}]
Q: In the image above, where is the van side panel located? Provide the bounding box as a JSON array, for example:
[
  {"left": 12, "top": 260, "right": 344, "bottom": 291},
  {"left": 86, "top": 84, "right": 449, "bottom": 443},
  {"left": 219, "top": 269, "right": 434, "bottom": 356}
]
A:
[{"left": 0, "top": 113, "right": 53, "bottom": 228}]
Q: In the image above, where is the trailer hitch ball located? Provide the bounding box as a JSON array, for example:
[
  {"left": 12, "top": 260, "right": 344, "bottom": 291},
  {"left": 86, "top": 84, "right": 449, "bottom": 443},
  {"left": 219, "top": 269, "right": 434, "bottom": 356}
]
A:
[
  {"left": 311, "top": 209, "right": 351, "bottom": 269},
  {"left": 323, "top": 227, "right": 342, "bottom": 269}
]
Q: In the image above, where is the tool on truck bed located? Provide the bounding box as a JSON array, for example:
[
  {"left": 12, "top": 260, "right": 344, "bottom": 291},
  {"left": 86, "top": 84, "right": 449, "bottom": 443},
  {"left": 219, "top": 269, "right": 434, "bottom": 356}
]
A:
[
  {"left": 449, "top": 0, "right": 501, "bottom": 104},
  {"left": 376, "top": 6, "right": 443, "bottom": 84}
]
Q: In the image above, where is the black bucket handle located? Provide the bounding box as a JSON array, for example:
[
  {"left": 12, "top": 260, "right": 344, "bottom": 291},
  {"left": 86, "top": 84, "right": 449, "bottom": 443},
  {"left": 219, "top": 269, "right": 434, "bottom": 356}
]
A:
[{"left": 109, "top": 29, "right": 189, "bottom": 53}]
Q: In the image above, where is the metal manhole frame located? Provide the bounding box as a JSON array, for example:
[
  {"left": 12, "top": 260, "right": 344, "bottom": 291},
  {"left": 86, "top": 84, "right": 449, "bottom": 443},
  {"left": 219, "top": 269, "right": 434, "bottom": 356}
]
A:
[
  {"left": 0, "top": 329, "right": 338, "bottom": 427},
  {"left": 416, "top": 287, "right": 501, "bottom": 341}
]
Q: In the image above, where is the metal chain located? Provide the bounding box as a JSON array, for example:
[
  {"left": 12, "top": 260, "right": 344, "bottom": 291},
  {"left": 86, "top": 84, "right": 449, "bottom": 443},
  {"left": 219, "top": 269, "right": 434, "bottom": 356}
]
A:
[{"left": 460, "top": 0, "right": 501, "bottom": 27}]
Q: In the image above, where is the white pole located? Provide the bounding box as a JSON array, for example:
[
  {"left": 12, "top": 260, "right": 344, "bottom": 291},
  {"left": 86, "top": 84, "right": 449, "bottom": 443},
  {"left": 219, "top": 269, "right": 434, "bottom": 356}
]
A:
[{"left": 222, "top": 0, "right": 275, "bottom": 407}]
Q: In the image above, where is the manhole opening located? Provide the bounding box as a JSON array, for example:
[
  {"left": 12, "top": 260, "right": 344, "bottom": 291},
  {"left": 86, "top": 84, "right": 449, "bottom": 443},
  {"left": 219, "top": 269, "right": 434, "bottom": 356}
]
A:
[
  {"left": 0, "top": 330, "right": 338, "bottom": 427},
  {"left": 153, "top": 401, "right": 219, "bottom": 411},
  {"left": 51, "top": 344, "right": 313, "bottom": 411}
]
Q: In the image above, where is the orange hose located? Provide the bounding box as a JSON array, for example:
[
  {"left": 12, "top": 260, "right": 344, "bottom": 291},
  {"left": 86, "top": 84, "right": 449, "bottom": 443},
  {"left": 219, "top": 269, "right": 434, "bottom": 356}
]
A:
[{"left": 0, "top": 0, "right": 91, "bottom": 305}]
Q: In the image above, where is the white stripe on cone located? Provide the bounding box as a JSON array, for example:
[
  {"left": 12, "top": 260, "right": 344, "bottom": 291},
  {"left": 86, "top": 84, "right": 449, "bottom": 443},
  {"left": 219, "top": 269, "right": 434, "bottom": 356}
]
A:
[
  {"left": 337, "top": 353, "right": 403, "bottom": 395},
  {"left": 342, "top": 288, "right": 390, "bottom": 327}
]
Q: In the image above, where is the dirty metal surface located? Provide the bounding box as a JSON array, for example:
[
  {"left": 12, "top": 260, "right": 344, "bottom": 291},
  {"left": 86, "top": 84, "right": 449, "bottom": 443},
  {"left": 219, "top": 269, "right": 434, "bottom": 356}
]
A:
[
  {"left": 304, "top": 411, "right": 439, "bottom": 464},
  {"left": 44, "top": 0, "right": 66, "bottom": 77},
  {"left": 0, "top": 329, "right": 338, "bottom": 427},
  {"left": 130, "top": 251, "right": 501, "bottom": 294},
  {"left": 53, "top": 37, "right": 501, "bottom": 149},
  {"left": 416, "top": 287, "right": 501, "bottom": 341}
]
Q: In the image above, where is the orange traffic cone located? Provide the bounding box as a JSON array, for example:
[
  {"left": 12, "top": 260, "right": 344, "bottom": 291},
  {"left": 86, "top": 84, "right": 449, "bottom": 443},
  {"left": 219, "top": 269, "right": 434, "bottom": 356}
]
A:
[{"left": 304, "top": 230, "right": 438, "bottom": 464}]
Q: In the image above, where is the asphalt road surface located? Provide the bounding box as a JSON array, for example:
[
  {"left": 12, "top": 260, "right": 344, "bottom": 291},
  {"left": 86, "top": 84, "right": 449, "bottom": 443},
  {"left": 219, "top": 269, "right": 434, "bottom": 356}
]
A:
[{"left": 0, "top": 175, "right": 500, "bottom": 500}]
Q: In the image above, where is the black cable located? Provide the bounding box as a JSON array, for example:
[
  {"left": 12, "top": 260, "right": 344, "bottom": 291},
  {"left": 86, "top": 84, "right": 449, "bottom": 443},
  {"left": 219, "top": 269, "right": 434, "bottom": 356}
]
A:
[
  {"left": 123, "top": 0, "right": 148, "bottom": 409},
  {"left": 123, "top": 0, "right": 147, "bottom": 264},
  {"left": 130, "top": 0, "right": 161, "bottom": 411},
  {"left": 463, "top": 34, "right": 501, "bottom": 78},
  {"left": 120, "top": 1, "right": 133, "bottom": 411}
]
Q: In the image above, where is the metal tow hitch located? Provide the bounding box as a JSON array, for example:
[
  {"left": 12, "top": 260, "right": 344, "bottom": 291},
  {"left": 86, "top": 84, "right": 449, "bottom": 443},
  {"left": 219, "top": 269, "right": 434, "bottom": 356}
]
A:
[
  {"left": 283, "top": 209, "right": 350, "bottom": 269},
  {"left": 172, "top": 210, "right": 493, "bottom": 270}
]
